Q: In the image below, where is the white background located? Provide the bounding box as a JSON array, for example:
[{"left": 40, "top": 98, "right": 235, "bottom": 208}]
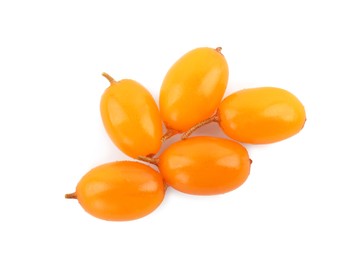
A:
[{"left": 1, "top": 0, "right": 350, "bottom": 259}]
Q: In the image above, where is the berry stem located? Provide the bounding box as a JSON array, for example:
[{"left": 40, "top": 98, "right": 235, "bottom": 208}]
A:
[
  {"left": 215, "top": 47, "right": 222, "bottom": 53},
  {"left": 102, "top": 72, "right": 116, "bottom": 83},
  {"left": 137, "top": 156, "right": 159, "bottom": 166},
  {"left": 65, "top": 192, "right": 77, "bottom": 199},
  {"left": 181, "top": 113, "right": 220, "bottom": 139},
  {"left": 161, "top": 128, "right": 179, "bottom": 142}
]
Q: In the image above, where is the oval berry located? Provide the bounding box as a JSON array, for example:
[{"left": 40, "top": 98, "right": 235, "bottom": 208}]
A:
[
  {"left": 158, "top": 136, "right": 251, "bottom": 195},
  {"left": 100, "top": 73, "right": 163, "bottom": 158},
  {"left": 159, "top": 47, "right": 228, "bottom": 133},
  {"left": 66, "top": 161, "right": 165, "bottom": 221},
  {"left": 218, "top": 87, "right": 306, "bottom": 144}
]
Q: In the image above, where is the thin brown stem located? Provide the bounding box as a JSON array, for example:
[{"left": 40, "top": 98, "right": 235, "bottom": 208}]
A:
[
  {"left": 215, "top": 47, "right": 222, "bottom": 53},
  {"left": 137, "top": 156, "right": 159, "bottom": 166},
  {"left": 65, "top": 192, "right": 77, "bottom": 199},
  {"left": 161, "top": 128, "right": 179, "bottom": 142},
  {"left": 181, "top": 114, "right": 220, "bottom": 139},
  {"left": 102, "top": 72, "right": 116, "bottom": 83}
]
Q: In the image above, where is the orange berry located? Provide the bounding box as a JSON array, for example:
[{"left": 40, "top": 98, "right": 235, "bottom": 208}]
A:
[
  {"left": 65, "top": 161, "right": 165, "bottom": 221},
  {"left": 158, "top": 136, "right": 251, "bottom": 195},
  {"left": 100, "top": 73, "right": 163, "bottom": 158},
  {"left": 159, "top": 47, "right": 228, "bottom": 133},
  {"left": 218, "top": 87, "right": 306, "bottom": 144}
]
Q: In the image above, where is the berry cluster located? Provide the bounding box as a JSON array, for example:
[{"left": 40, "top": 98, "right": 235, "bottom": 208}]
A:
[{"left": 66, "top": 47, "right": 306, "bottom": 221}]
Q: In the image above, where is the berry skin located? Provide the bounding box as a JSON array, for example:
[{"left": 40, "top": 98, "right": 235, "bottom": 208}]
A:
[
  {"left": 218, "top": 87, "right": 306, "bottom": 144},
  {"left": 66, "top": 161, "right": 165, "bottom": 221},
  {"left": 159, "top": 47, "right": 228, "bottom": 134},
  {"left": 158, "top": 136, "right": 251, "bottom": 195},
  {"left": 100, "top": 73, "right": 163, "bottom": 158}
]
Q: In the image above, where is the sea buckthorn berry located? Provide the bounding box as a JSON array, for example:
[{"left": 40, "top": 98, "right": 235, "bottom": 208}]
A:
[
  {"left": 218, "top": 87, "right": 306, "bottom": 144},
  {"left": 100, "top": 73, "right": 163, "bottom": 158},
  {"left": 65, "top": 161, "right": 165, "bottom": 221},
  {"left": 158, "top": 136, "right": 251, "bottom": 195},
  {"left": 159, "top": 47, "right": 229, "bottom": 135}
]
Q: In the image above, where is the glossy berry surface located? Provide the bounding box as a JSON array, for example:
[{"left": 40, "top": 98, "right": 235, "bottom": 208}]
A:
[
  {"left": 159, "top": 47, "right": 228, "bottom": 132},
  {"left": 100, "top": 73, "right": 163, "bottom": 158},
  {"left": 218, "top": 87, "right": 306, "bottom": 144},
  {"left": 158, "top": 136, "right": 251, "bottom": 195},
  {"left": 71, "top": 161, "right": 165, "bottom": 221}
]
